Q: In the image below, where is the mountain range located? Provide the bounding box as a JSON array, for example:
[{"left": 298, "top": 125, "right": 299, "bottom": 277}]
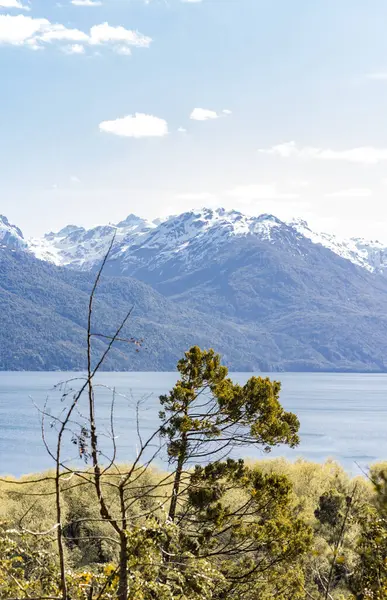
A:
[
  {"left": 2, "top": 208, "right": 387, "bottom": 372},
  {"left": 3, "top": 209, "right": 387, "bottom": 276}
]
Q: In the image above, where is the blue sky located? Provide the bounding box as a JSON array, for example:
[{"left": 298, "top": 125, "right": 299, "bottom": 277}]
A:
[{"left": 2, "top": 0, "right": 387, "bottom": 239}]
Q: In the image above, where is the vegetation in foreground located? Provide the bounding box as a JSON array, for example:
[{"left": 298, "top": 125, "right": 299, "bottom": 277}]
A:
[
  {"left": 2, "top": 456, "right": 387, "bottom": 599},
  {"left": 1, "top": 345, "right": 387, "bottom": 599},
  {"left": 1, "top": 249, "right": 386, "bottom": 600}
]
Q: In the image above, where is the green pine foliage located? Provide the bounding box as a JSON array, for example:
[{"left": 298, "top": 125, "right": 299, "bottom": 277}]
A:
[{"left": 1, "top": 459, "right": 387, "bottom": 598}]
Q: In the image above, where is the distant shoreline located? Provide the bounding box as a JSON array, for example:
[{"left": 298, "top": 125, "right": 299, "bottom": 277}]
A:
[{"left": 1, "top": 369, "right": 387, "bottom": 374}]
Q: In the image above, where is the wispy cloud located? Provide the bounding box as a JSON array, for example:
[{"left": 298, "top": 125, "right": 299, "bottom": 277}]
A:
[
  {"left": 0, "top": 14, "right": 151, "bottom": 54},
  {"left": 288, "top": 179, "right": 309, "bottom": 189},
  {"left": 325, "top": 188, "right": 372, "bottom": 198},
  {"left": 62, "top": 43, "right": 85, "bottom": 54},
  {"left": 39, "top": 24, "right": 89, "bottom": 44},
  {"left": 226, "top": 184, "right": 299, "bottom": 201},
  {"left": 366, "top": 71, "right": 387, "bottom": 81},
  {"left": 114, "top": 45, "right": 132, "bottom": 55},
  {"left": 259, "top": 141, "right": 387, "bottom": 165},
  {"left": 99, "top": 113, "right": 168, "bottom": 138},
  {"left": 175, "top": 192, "right": 216, "bottom": 202},
  {"left": 174, "top": 185, "right": 298, "bottom": 207},
  {"left": 0, "top": 0, "right": 30, "bottom": 10}
]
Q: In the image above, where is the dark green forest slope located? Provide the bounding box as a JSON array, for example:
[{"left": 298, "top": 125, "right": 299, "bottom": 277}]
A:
[{"left": 2, "top": 236, "right": 387, "bottom": 371}]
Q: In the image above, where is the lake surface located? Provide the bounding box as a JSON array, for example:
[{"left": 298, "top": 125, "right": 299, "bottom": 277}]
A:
[{"left": 0, "top": 372, "right": 387, "bottom": 476}]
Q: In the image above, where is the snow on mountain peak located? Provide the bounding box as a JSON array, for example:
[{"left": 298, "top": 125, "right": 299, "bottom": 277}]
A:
[
  {"left": 145, "top": 207, "right": 250, "bottom": 243},
  {"left": 0, "top": 215, "right": 26, "bottom": 250},
  {"left": 23, "top": 208, "right": 295, "bottom": 269},
  {"left": 44, "top": 225, "right": 86, "bottom": 244},
  {"left": 288, "top": 217, "right": 310, "bottom": 230},
  {"left": 7, "top": 206, "right": 386, "bottom": 277},
  {"left": 115, "top": 214, "right": 153, "bottom": 230},
  {"left": 288, "top": 217, "right": 387, "bottom": 274},
  {"left": 27, "top": 214, "right": 155, "bottom": 269}
]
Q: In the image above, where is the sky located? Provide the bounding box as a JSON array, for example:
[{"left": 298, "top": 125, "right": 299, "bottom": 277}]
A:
[{"left": 2, "top": 0, "right": 387, "bottom": 240}]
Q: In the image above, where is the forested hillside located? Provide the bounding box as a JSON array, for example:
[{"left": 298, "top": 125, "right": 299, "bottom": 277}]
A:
[
  {"left": 2, "top": 210, "right": 387, "bottom": 371},
  {"left": 0, "top": 247, "right": 260, "bottom": 370}
]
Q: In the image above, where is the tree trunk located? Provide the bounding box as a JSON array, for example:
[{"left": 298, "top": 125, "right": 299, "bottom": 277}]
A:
[
  {"left": 118, "top": 531, "right": 128, "bottom": 600},
  {"left": 168, "top": 453, "right": 185, "bottom": 523},
  {"left": 165, "top": 434, "right": 188, "bottom": 568}
]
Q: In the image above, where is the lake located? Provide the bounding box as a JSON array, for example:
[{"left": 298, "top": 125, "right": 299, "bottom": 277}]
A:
[{"left": 0, "top": 371, "right": 387, "bottom": 477}]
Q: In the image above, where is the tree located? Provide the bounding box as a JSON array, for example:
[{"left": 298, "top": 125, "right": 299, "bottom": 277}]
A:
[
  {"left": 158, "top": 346, "right": 311, "bottom": 596},
  {"left": 159, "top": 346, "right": 300, "bottom": 524},
  {"left": 351, "top": 468, "right": 387, "bottom": 598},
  {"left": 177, "top": 459, "right": 312, "bottom": 599}
]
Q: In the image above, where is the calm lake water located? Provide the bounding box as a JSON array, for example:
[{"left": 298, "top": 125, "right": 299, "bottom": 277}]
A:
[{"left": 0, "top": 372, "right": 387, "bottom": 476}]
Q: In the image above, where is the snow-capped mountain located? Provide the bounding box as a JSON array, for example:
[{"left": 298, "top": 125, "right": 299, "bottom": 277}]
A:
[
  {"left": 0, "top": 215, "right": 27, "bottom": 251},
  {"left": 28, "top": 214, "right": 155, "bottom": 270},
  {"left": 25, "top": 208, "right": 387, "bottom": 277},
  {"left": 289, "top": 218, "right": 387, "bottom": 275},
  {"left": 111, "top": 209, "right": 297, "bottom": 276},
  {"left": 26, "top": 208, "right": 293, "bottom": 272},
  {"left": 4, "top": 208, "right": 387, "bottom": 373}
]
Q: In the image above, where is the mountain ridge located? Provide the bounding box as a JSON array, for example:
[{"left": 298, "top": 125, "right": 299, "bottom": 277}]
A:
[
  {"left": 2, "top": 208, "right": 387, "bottom": 372},
  {"left": 10, "top": 208, "right": 387, "bottom": 277}
]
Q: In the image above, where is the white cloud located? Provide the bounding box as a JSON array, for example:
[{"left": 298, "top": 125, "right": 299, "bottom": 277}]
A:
[
  {"left": 0, "top": 0, "right": 30, "bottom": 10},
  {"left": 70, "top": 175, "right": 81, "bottom": 183},
  {"left": 71, "top": 0, "right": 102, "bottom": 5},
  {"left": 62, "top": 43, "right": 85, "bottom": 54},
  {"left": 99, "top": 113, "right": 168, "bottom": 138},
  {"left": 325, "top": 188, "right": 372, "bottom": 198},
  {"left": 190, "top": 107, "right": 231, "bottom": 120},
  {"left": 181, "top": 0, "right": 203, "bottom": 3},
  {"left": 190, "top": 108, "right": 219, "bottom": 121},
  {"left": 39, "top": 24, "right": 89, "bottom": 43},
  {"left": 0, "top": 14, "right": 151, "bottom": 54},
  {"left": 226, "top": 184, "right": 299, "bottom": 202},
  {"left": 89, "top": 22, "right": 151, "bottom": 47},
  {"left": 177, "top": 127, "right": 187, "bottom": 133},
  {"left": 259, "top": 141, "right": 387, "bottom": 165},
  {"left": 0, "top": 15, "right": 47, "bottom": 45}
]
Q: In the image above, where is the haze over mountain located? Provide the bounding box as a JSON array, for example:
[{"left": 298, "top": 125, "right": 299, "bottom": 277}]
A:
[{"left": 2, "top": 207, "right": 387, "bottom": 372}]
